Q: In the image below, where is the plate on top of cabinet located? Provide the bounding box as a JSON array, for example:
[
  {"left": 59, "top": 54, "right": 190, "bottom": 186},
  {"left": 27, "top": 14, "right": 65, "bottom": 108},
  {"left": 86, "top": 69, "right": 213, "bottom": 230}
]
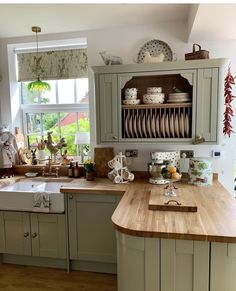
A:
[{"left": 137, "top": 39, "right": 173, "bottom": 63}]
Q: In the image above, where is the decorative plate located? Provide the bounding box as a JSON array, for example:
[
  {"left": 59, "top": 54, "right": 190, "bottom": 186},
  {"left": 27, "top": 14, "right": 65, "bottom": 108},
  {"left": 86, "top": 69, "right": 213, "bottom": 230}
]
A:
[{"left": 137, "top": 39, "right": 173, "bottom": 63}]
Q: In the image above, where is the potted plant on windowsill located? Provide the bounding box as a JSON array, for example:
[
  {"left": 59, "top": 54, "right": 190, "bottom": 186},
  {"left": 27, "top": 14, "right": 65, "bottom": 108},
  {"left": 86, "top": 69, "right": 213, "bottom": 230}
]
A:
[{"left": 84, "top": 159, "right": 96, "bottom": 181}]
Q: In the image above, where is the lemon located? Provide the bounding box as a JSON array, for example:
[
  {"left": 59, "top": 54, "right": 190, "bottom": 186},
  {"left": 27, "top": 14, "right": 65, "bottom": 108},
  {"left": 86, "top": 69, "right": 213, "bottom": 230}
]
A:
[
  {"left": 171, "top": 172, "right": 182, "bottom": 180},
  {"left": 168, "top": 166, "right": 177, "bottom": 174}
]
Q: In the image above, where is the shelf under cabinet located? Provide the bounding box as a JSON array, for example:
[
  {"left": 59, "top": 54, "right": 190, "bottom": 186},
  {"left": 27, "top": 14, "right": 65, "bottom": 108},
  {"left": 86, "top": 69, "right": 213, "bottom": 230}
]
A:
[{"left": 122, "top": 102, "right": 192, "bottom": 109}]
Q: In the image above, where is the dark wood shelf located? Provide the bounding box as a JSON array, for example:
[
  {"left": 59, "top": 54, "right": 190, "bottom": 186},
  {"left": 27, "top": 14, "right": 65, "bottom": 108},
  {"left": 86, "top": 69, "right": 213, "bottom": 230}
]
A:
[{"left": 121, "top": 102, "right": 192, "bottom": 109}]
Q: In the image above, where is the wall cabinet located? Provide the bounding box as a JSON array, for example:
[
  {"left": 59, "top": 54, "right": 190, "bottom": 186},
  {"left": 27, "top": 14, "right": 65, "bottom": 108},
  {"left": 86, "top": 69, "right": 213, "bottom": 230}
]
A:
[
  {"left": 0, "top": 211, "right": 66, "bottom": 259},
  {"left": 93, "top": 59, "right": 227, "bottom": 144},
  {"left": 68, "top": 193, "right": 121, "bottom": 264}
]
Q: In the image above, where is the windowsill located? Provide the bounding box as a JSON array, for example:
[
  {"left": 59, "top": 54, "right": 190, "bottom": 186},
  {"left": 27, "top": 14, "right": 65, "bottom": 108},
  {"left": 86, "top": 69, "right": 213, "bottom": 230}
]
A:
[{"left": 13, "top": 164, "right": 84, "bottom": 176}]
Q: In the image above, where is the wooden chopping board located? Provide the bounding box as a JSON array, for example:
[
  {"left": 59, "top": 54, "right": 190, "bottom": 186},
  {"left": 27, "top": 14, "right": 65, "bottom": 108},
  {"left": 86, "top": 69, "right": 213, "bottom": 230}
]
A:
[
  {"left": 94, "top": 147, "right": 114, "bottom": 177},
  {"left": 148, "top": 187, "right": 197, "bottom": 212}
]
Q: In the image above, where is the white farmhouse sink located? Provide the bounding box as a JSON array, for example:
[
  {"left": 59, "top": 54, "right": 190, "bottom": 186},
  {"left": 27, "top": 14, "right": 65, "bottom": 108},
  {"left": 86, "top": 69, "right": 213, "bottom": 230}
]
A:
[{"left": 0, "top": 181, "right": 68, "bottom": 213}]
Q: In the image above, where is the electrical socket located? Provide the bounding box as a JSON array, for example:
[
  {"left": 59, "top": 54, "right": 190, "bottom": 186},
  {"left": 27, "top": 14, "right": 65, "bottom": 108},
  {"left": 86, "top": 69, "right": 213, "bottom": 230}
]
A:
[
  {"left": 180, "top": 150, "right": 194, "bottom": 158},
  {"left": 125, "top": 149, "right": 138, "bottom": 157}
]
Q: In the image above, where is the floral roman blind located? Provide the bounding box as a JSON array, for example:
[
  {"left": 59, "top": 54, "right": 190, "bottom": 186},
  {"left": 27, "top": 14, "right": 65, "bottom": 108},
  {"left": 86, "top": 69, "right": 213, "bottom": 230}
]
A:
[{"left": 17, "top": 48, "right": 88, "bottom": 81}]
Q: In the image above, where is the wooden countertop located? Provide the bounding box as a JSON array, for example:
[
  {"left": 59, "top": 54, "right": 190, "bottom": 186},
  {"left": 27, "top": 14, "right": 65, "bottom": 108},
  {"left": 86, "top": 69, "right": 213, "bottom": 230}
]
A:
[
  {"left": 60, "top": 177, "right": 236, "bottom": 243},
  {"left": 2, "top": 176, "right": 236, "bottom": 243}
]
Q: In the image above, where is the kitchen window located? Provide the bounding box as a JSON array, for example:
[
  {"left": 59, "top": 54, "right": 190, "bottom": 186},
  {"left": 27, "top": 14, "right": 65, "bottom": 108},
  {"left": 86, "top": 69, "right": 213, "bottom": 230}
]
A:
[
  {"left": 16, "top": 45, "right": 89, "bottom": 157},
  {"left": 21, "top": 78, "right": 89, "bottom": 156}
]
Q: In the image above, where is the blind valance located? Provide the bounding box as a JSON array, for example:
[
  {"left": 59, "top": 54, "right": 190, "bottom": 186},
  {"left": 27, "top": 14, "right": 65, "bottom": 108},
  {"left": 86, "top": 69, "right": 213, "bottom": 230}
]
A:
[{"left": 17, "top": 48, "right": 88, "bottom": 81}]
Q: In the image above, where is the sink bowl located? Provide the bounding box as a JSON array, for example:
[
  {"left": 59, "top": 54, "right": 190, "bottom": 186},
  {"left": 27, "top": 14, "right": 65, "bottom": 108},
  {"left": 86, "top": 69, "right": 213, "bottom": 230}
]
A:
[{"left": 0, "top": 180, "right": 70, "bottom": 213}]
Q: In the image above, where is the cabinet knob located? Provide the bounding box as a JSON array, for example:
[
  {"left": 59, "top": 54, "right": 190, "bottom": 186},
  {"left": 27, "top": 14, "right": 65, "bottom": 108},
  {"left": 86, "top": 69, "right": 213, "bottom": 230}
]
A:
[
  {"left": 32, "top": 232, "right": 37, "bottom": 238},
  {"left": 24, "top": 232, "right": 29, "bottom": 238},
  {"left": 69, "top": 195, "right": 73, "bottom": 199},
  {"left": 112, "top": 136, "right": 117, "bottom": 140}
]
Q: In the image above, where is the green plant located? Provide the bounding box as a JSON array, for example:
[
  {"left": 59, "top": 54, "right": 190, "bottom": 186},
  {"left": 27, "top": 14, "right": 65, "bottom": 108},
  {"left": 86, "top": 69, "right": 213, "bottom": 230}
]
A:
[{"left": 84, "top": 159, "right": 95, "bottom": 172}]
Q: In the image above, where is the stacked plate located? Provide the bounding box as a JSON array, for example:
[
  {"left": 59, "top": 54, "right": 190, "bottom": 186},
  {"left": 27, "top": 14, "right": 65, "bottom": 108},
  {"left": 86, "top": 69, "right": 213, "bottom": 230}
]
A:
[
  {"left": 167, "top": 92, "right": 191, "bottom": 103},
  {"left": 123, "top": 87, "right": 140, "bottom": 105}
]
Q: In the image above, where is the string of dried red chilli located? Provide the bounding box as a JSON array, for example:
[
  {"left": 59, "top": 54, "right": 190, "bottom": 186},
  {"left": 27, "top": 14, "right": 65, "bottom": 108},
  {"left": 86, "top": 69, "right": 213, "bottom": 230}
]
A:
[{"left": 223, "top": 67, "right": 235, "bottom": 137}]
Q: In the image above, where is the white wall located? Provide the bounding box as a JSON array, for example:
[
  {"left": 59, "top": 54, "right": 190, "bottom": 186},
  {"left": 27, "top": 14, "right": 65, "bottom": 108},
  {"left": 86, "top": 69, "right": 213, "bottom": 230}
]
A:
[{"left": 0, "top": 21, "right": 235, "bottom": 194}]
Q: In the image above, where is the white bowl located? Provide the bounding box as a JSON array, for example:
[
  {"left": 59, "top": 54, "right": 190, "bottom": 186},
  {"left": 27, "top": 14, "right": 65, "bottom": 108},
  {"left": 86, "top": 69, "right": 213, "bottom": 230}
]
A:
[
  {"left": 123, "top": 99, "right": 140, "bottom": 105},
  {"left": 125, "top": 88, "right": 138, "bottom": 95},
  {"left": 143, "top": 93, "right": 165, "bottom": 104},
  {"left": 147, "top": 87, "right": 162, "bottom": 94},
  {"left": 125, "top": 94, "right": 138, "bottom": 100}
]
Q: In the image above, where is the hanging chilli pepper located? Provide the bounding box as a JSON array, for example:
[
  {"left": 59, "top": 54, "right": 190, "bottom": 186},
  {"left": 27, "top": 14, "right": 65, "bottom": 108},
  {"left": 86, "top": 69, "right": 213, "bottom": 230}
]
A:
[{"left": 223, "top": 67, "right": 235, "bottom": 137}]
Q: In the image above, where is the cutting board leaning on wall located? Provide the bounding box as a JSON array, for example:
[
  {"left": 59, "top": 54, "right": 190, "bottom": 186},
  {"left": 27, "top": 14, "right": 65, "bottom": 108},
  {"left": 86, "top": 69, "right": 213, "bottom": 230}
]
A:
[{"left": 94, "top": 147, "right": 114, "bottom": 177}]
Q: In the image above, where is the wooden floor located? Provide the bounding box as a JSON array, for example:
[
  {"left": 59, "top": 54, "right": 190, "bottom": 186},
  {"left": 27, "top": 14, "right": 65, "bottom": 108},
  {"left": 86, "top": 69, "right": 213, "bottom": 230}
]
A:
[{"left": 0, "top": 264, "right": 117, "bottom": 291}]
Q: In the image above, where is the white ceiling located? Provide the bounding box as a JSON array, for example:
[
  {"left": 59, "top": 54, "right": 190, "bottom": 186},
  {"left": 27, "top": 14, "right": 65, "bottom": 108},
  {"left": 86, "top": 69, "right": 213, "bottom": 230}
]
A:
[{"left": 0, "top": 3, "right": 236, "bottom": 41}]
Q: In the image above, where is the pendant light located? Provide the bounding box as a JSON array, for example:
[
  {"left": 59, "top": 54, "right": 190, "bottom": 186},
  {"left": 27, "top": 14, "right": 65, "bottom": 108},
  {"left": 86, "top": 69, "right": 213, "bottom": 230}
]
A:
[{"left": 27, "top": 26, "right": 51, "bottom": 92}]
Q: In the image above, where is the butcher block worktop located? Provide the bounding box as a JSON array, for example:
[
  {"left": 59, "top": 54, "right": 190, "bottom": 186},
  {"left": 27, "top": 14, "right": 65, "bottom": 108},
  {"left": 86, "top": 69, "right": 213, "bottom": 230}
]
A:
[
  {"left": 60, "top": 177, "right": 236, "bottom": 243},
  {"left": 1, "top": 176, "right": 236, "bottom": 243}
]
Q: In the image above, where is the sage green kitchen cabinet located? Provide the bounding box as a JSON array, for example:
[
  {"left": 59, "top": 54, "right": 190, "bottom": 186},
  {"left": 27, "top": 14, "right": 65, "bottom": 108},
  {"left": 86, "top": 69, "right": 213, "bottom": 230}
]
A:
[
  {"left": 68, "top": 193, "right": 121, "bottom": 264},
  {"left": 96, "top": 73, "right": 118, "bottom": 143},
  {"left": 92, "top": 59, "right": 227, "bottom": 145},
  {"left": 0, "top": 211, "right": 66, "bottom": 259},
  {"left": 196, "top": 68, "right": 219, "bottom": 143},
  {"left": 0, "top": 212, "right": 31, "bottom": 256},
  {"left": 161, "top": 239, "right": 209, "bottom": 291},
  {"left": 117, "top": 232, "right": 210, "bottom": 291},
  {"left": 210, "top": 242, "right": 236, "bottom": 291}
]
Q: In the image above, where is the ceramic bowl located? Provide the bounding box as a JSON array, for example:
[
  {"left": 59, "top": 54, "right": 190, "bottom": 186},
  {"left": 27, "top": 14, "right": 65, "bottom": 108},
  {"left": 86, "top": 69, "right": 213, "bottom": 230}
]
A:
[
  {"left": 123, "top": 99, "right": 140, "bottom": 105},
  {"left": 125, "top": 88, "right": 138, "bottom": 95},
  {"left": 147, "top": 87, "right": 162, "bottom": 94},
  {"left": 125, "top": 94, "right": 138, "bottom": 100},
  {"left": 143, "top": 93, "right": 165, "bottom": 104}
]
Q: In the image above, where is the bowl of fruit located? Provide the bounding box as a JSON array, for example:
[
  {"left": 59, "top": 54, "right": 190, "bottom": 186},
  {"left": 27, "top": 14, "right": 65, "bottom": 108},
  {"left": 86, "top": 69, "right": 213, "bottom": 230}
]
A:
[{"left": 161, "top": 165, "right": 182, "bottom": 181}]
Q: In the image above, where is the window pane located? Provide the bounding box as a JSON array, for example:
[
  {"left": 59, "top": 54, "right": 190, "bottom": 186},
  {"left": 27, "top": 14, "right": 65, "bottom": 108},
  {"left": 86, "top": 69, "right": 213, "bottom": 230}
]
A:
[
  {"left": 58, "top": 79, "right": 75, "bottom": 104},
  {"left": 21, "top": 81, "right": 56, "bottom": 104},
  {"left": 78, "top": 112, "right": 90, "bottom": 132},
  {"left": 76, "top": 78, "right": 89, "bottom": 104},
  {"left": 22, "top": 82, "right": 40, "bottom": 104},
  {"left": 40, "top": 81, "right": 56, "bottom": 104},
  {"left": 26, "top": 113, "right": 42, "bottom": 134},
  {"left": 42, "top": 113, "right": 59, "bottom": 135}
]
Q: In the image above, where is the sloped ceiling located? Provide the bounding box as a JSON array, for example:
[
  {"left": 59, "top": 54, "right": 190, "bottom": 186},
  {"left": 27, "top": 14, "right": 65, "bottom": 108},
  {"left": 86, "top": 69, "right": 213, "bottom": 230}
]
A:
[
  {"left": 0, "top": 3, "right": 235, "bottom": 42},
  {"left": 187, "top": 4, "right": 236, "bottom": 42}
]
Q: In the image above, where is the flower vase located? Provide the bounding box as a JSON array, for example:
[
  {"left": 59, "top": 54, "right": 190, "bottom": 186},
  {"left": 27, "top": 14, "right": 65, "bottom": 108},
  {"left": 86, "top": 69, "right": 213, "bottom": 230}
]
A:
[
  {"left": 86, "top": 171, "right": 95, "bottom": 181},
  {"left": 38, "top": 150, "right": 45, "bottom": 164}
]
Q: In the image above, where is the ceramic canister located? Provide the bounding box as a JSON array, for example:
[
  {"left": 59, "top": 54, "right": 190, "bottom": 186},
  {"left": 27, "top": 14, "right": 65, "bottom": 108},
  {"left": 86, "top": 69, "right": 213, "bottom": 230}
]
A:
[{"left": 188, "top": 158, "right": 213, "bottom": 186}]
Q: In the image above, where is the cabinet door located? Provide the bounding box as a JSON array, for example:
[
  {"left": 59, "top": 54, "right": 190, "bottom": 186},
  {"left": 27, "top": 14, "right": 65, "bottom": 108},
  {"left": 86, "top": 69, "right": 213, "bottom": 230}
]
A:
[
  {"left": 97, "top": 74, "right": 118, "bottom": 142},
  {"left": 30, "top": 213, "right": 66, "bottom": 259},
  {"left": 161, "top": 239, "right": 209, "bottom": 291},
  {"left": 68, "top": 193, "right": 120, "bottom": 263},
  {"left": 211, "top": 242, "right": 236, "bottom": 291},
  {"left": 196, "top": 68, "right": 219, "bottom": 142},
  {"left": 1, "top": 212, "right": 31, "bottom": 255}
]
